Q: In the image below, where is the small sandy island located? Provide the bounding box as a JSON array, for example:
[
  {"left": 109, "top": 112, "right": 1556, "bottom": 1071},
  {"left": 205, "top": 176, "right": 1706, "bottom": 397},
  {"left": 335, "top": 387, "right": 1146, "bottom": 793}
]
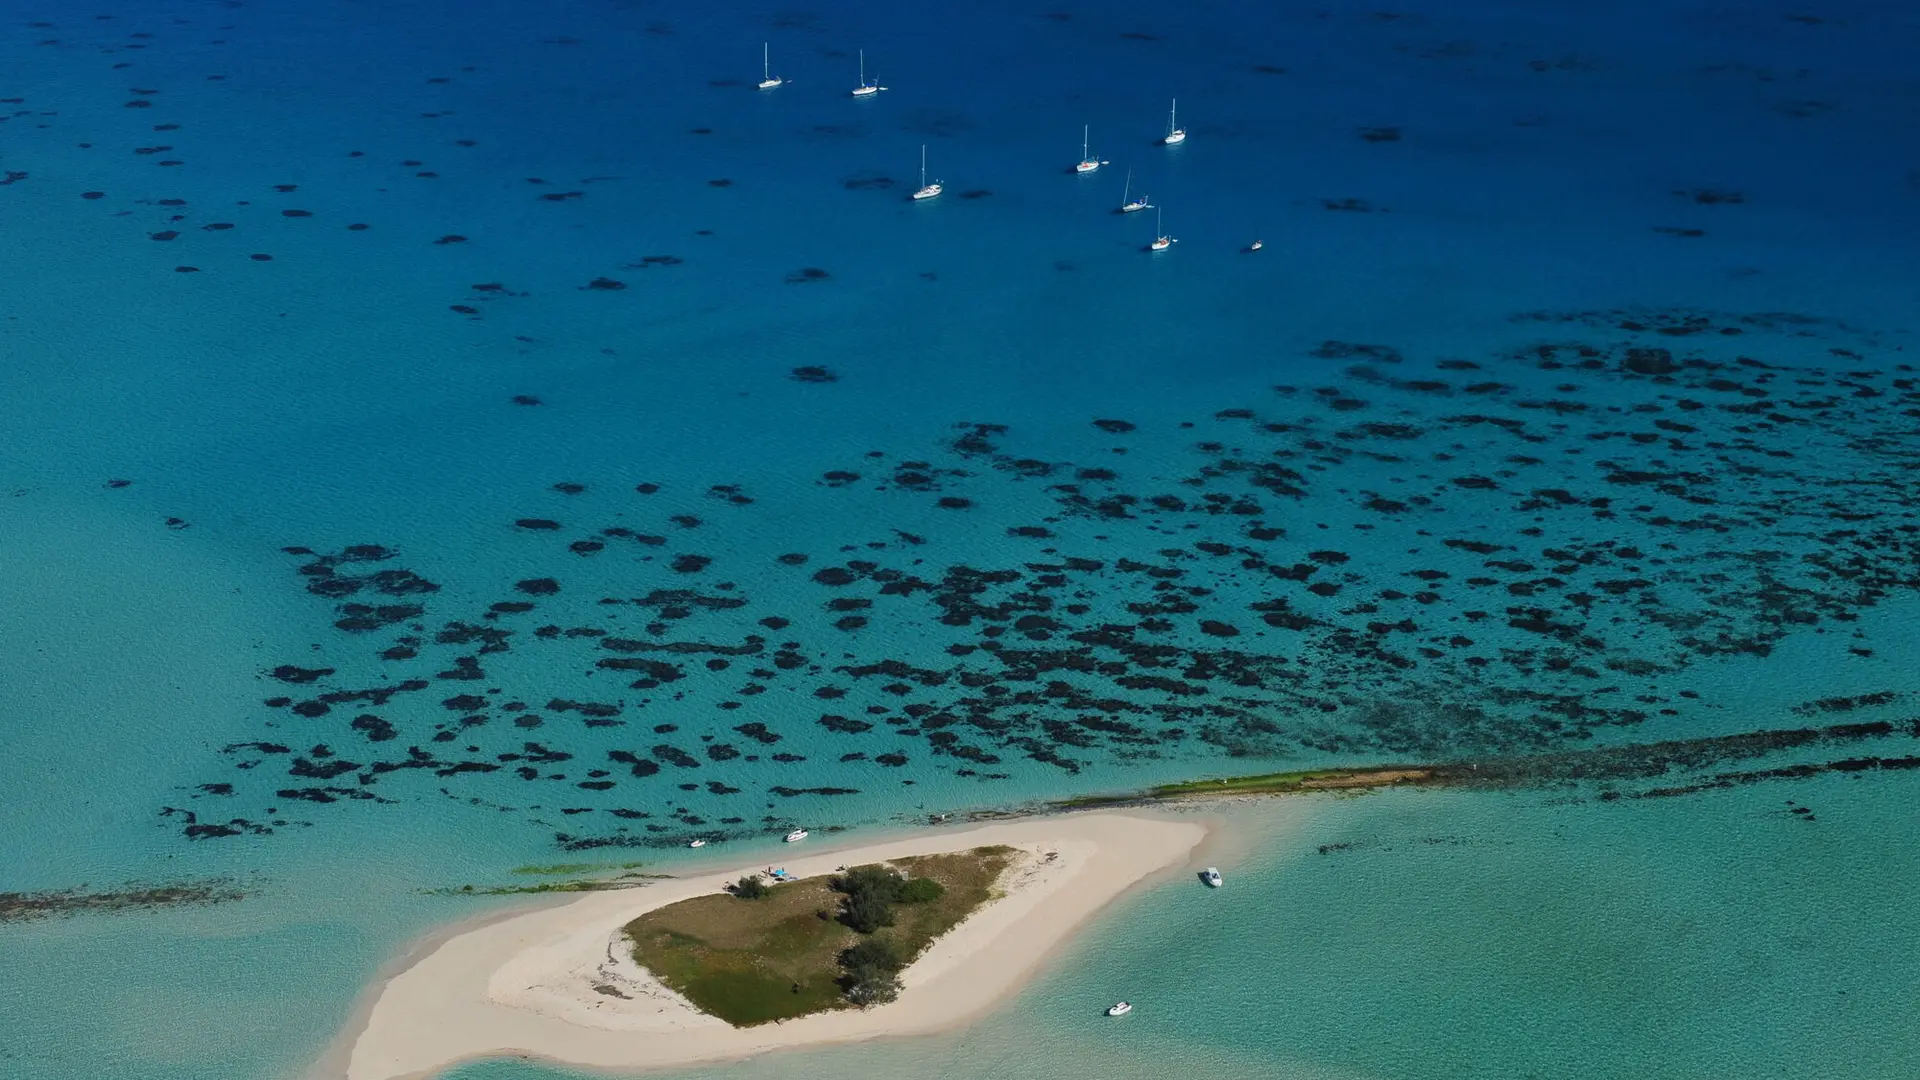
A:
[{"left": 333, "top": 812, "right": 1207, "bottom": 1080}]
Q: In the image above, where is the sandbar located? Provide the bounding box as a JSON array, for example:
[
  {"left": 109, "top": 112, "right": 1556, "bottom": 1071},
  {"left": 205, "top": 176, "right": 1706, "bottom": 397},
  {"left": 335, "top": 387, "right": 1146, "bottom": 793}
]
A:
[{"left": 332, "top": 811, "right": 1209, "bottom": 1080}]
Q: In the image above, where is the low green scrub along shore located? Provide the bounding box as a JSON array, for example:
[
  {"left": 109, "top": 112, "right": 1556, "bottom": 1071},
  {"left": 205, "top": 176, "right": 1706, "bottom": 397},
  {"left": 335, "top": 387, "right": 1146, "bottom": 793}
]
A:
[
  {"left": 1148, "top": 766, "right": 1435, "bottom": 798},
  {"left": 509, "top": 860, "right": 648, "bottom": 876},
  {"left": 428, "top": 865, "right": 666, "bottom": 896},
  {"left": 624, "top": 846, "right": 1016, "bottom": 1027},
  {"left": 1051, "top": 717, "right": 1920, "bottom": 810}
]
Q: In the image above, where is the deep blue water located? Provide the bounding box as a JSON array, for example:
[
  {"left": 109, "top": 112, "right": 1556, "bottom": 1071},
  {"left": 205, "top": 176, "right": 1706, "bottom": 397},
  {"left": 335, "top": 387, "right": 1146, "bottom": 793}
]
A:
[{"left": 2, "top": 0, "right": 1918, "bottom": 1077}]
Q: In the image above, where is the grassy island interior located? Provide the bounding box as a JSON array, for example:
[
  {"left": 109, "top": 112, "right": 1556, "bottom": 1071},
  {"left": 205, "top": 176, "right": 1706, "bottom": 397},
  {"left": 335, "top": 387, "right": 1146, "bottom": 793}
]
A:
[{"left": 624, "top": 845, "right": 1017, "bottom": 1027}]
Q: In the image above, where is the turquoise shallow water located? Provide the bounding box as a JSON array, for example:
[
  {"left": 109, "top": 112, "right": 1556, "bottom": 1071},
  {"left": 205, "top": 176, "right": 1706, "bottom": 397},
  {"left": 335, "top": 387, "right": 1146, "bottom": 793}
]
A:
[{"left": 3, "top": 0, "right": 1919, "bottom": 1076}]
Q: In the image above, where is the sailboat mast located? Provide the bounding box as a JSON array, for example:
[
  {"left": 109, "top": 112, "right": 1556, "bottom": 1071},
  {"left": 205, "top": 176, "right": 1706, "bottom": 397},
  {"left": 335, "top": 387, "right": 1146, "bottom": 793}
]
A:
[
  {"left": 920, "top": 144, "right": 927, "bottom": 187},
  {"left": 1083, "top": 124, "right": 1089, "bottom": 158},
  {"left": 859, "top": 49, "right": 865, "bottom": 84},
  {"left": 763, "top": 42, "right": 770, "bottom": 81}
]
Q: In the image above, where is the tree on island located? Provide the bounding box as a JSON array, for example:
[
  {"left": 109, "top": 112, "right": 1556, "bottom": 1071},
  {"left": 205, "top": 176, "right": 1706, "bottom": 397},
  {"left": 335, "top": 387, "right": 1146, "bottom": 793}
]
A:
[
  {"left": 830, "top": 864, "right": 944, "bottom": 933},
  {"left": 838, "top": 936, "right": 904, "bottom": 1006},
  {"left": 731, "top": 875, "right": 768, "bottom": 900}
]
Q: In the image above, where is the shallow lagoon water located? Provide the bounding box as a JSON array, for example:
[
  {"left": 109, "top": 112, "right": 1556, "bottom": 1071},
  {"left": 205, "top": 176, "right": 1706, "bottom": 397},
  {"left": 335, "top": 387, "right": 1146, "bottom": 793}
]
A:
[{"left": 2, "top": 0, "right": 1918, "bottom": 1077}]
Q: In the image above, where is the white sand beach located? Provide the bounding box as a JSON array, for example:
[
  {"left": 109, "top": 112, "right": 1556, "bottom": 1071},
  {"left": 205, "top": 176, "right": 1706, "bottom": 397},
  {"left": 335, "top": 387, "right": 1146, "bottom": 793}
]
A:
[{"left": 330, "top": 811, "right": 1209, "bottom": 1080}]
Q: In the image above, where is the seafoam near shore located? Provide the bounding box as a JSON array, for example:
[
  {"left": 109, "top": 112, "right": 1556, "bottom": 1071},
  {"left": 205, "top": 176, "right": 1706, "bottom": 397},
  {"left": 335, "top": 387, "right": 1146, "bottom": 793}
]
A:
[{"left": 334, "top": 812, "right": 1211, "bottom": 1080}]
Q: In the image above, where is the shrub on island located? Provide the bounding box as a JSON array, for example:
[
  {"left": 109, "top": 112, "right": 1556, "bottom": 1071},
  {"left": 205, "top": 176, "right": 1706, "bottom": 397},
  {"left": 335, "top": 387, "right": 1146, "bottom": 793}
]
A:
[
  {"left": 838, "top": 935, "right": 905, "bottom": 1006},
  {"left": 829, "top": 864, "right": 945, "bottom": 933},
  {"left": 731, "top": 875, "right": 769, "bottom": 900}
]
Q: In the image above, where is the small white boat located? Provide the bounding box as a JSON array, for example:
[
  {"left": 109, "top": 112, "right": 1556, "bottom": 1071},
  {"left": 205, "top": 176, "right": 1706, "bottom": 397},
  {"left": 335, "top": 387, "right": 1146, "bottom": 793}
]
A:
[
  {"left": 1203, "top": 866, "right": 1223, "bottom": 887},
  {"left": 911, "top": 144, "right": 942, "bottom": 200},
  {"left": 1150, "top": 206, "right": 1175, "bottom": 251},
  {"left": 1119, "top": 167, "right": 1150, "bottom": 213},
  {"left": 1162, "top": 98, "right": 1186, "bottom": 145},
  {"left": 851, "top": 50, "right": 884, "bottom": 97},
  {"left": 688, "top": 839, "right": 706, "bottom": 848},
  {"left": 784, "top": 828, "right": 809, "bottom": 843},
  {"left": 1248, "top": 240, "right": 1263, "bottom": 252},
  {"left": 1075, "top": 124, "right": 1105, "bottom": 173},
  {"left": 757, "top": 42, "right": 783, "bottom": 91},
  {"left": 1106, "top": 1001, "right": 1133, "bottom": 1017}
]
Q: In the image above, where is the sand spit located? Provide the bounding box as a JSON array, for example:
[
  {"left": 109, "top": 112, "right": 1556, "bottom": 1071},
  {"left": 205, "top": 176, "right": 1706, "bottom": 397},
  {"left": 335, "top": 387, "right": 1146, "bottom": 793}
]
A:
[{"left": 335, "top": 812, "right": 1209, "bottom": 1080}]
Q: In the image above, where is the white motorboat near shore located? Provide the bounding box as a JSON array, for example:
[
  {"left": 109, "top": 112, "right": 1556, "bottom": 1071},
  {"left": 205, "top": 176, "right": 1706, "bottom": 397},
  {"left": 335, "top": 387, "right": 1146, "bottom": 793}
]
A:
[
  {"left": 783, "top": 829, "right": 809, "bottom": 843},
  {"left": 1202, "top": 866, "right": 1223, "bottom": 887},
  {"left": 1106, "top": 1001, "right": 1133, "bottom": 1016}
]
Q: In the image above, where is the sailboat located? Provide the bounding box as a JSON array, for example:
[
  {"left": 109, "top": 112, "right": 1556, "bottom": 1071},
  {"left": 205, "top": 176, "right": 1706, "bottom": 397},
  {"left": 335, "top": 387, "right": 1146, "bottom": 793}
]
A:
[
  {"left": 911, "top": 144, "right": 942, "bottom": 200},
  {"left": 757, "top": 42, "right": 783, "bottom": 91},
  {"left": 1150, "top": 206, "right": 1175, "bottom": 251},
  {"left": 851, "top": 49, "right": 884, "bottom": 97},
  {"left": 1075, "top": 125, "right": 1105, "bottom": 173},
  {"left": 1120, "top": 167, "right": 1150, "bottom": 213},
  {"left": 1162, "top": 98, "right": 1186, "bottom": 145}
]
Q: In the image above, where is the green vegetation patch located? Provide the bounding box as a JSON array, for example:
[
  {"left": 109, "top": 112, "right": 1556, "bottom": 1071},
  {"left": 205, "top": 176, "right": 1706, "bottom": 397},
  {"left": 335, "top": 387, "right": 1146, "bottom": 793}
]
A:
[
  {"left": 1146, "top": 766, "right": 1432, "bottom": 798},
  {"left": 428, "top": 865, "right": 666, "bottom": 896},
  {"left": 509, "top": 860, "right": 647, "bottom": 876},
  {"left": 625, "top": 845, "right": 1015, "bottom": 1026}
]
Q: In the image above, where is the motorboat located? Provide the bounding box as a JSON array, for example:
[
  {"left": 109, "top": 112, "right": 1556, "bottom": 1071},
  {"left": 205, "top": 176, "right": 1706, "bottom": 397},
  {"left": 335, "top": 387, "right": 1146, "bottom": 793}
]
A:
[
  {"left": 688, "top": 839, "right": 706, "bottom": 848},
  {"left": 1106, "top": 1001, "right": 1133, "bottom": 1017},
  {"left": 1202, "top": 866, "right": 1223, "bottom": 887},
  {"left": 784, "top": 828, "right": 809, "bottom": 843},
  {"left": 757, "top": 42, "right": 783, "bottom": 91},
  {"left": 1162, "top": 98, "right": 1186, "bottom": 145},
  {"left": 1248, "top": 240, "right": 1263, "bottom": 252},
  {"left": 911, "top": 144, "right": 942, "bottom": 200}
]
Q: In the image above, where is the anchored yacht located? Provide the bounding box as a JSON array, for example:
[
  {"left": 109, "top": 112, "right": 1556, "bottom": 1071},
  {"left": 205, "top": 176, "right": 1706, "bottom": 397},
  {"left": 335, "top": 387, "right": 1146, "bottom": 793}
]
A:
[
  {"left": 783, "top": 828, "right": 809, "bottom": 843},
  {"left": 1075, "top": 125, "right": 1105, "bottom": 173},
  {"left": 851, "top": 50, "right": 884, "bottom": 97},
  {"left": 1149, "top": 206, "right": 1176, "bottom": 251},
  {"left": 1203, "top": 867, "right": 1224, "bottom": 887},
  {"left": 911, "top": 144, "right": 942, "bottom": 200},
  {"left": 1162, "top": 98, "right": 1186, "bottom": 145},
  {"left": 1106, "top": 1001, "right": 1133, "bottom": 1017},
  {"left": 756, "top": 43, "right": 783, "bottom": 91}
]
